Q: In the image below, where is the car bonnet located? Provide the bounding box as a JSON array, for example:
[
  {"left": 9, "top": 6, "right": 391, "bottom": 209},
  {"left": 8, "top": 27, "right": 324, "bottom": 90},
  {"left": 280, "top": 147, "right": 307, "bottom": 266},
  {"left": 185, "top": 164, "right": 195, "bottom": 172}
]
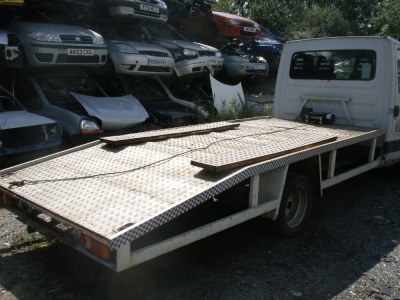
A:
[
  {"left": 8, "top": 21, "right": 96, "bottom": 37},
  {"left": 108, "top": 39, "right": 172, "bottom": 55},
  {"left": 0, "top": 111, "right": 58, "bottom": 130},
  {"left": 157, "top": 38, "right": 217, "bottom": 52},
  {"left": 70, "top": 92, "right": 149, "bottom": 130}
]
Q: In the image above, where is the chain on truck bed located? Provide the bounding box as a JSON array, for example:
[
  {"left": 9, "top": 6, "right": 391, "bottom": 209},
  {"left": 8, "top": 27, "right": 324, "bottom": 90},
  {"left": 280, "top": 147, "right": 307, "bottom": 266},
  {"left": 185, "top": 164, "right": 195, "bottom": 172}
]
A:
[{"left": 0, "top": 117, "right": 383, "bottom": 250}]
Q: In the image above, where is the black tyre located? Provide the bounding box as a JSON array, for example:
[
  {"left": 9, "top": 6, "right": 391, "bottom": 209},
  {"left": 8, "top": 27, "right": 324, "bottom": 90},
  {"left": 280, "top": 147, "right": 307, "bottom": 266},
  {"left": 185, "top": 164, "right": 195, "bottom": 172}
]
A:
[{"left": 271, "top": 172, "right": 313, "bottom": 237}]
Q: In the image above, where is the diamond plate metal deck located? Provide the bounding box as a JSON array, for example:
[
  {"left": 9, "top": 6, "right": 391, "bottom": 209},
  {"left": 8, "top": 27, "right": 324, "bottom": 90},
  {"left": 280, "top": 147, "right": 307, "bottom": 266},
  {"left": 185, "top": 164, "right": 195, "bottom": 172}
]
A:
[{"left": 0, "top": 118, "right": 385, "bottom": 250}]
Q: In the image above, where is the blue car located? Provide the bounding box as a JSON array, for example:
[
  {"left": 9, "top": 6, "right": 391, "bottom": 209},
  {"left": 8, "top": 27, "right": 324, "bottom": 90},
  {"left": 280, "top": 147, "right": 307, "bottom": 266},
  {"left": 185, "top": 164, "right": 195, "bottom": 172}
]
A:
[{"left": 238, "top": 24, "right": 286, "bottom": 72}]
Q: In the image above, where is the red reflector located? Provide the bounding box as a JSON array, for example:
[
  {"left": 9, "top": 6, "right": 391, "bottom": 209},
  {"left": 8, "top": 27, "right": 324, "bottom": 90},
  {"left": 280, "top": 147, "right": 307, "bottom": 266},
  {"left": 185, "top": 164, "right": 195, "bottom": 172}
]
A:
[
  {"left": 0, "top": 191, "right": 14, "bottom": 206},
  {"left": 80, "top": 129, "right": 104, "bottom": 135},
  {"left": 79, "top": 233, "right": 111, "bottom": 260}
]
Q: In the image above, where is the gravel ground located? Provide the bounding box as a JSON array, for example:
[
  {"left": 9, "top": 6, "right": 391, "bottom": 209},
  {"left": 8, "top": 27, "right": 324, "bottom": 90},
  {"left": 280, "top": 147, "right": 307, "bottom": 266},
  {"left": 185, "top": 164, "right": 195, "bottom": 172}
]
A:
[{"left": 0, "top": 167, "right": 399, "bottom": 300}]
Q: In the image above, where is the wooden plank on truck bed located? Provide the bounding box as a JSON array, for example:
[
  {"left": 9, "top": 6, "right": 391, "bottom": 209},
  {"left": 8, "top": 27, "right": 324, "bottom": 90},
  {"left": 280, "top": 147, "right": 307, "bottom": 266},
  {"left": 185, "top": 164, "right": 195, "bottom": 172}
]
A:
[
  {"left": 191, "top": 135, "right": 338, "bottom": 172},
  {"left": 100, "top": 121, "right": 240, "bottom": 146}
]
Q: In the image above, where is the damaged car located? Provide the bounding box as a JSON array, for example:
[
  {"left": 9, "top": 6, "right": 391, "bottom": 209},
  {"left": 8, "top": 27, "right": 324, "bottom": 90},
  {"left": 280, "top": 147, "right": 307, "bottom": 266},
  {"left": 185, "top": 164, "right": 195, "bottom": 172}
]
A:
[
  {"left": 88, "top": 22, "right": 175, "bottom": 76},
  {"left": 105, "top": 0, "right": 169, "bottom": 24},
  {"left": 6, "top": 21, "right": 108, "bottom": 67},
  {"left": 0, "top": 84, "right": 62, "bottom": 168},
  {"left": 219, "top": 42, "right": 269, "bottom": 80},
  {"left": 238, "top": 37, "right": 283, "bottom": 72},
  {"left": 11, "top": 71, "right": 149, "bottom": 146},
  {"left": 123, "top": 75, "right": 214, "bottom": 127},
  {"left": 211, "top": 11, "right": 261, "bottom": 40},
  {"left": 0, "top": 28, "right": 19, "bottom": 66},
  {"left": 144, "top": 23, "right": 224, "bottom": 78}
]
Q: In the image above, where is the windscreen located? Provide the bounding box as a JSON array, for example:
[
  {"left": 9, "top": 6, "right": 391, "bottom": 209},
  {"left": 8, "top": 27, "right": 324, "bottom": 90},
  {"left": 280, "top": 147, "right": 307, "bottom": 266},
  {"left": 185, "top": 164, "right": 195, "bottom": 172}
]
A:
[
  {"left": 289, "top": 50, "right": 376, "bottom": 80},
  {"left": 0, "top": 86, "right": 23, "bottom": 112}
]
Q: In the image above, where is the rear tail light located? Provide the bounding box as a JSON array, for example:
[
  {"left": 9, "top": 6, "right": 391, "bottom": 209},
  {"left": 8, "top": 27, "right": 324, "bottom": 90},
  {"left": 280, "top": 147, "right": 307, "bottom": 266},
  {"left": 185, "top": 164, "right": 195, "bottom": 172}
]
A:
[
  {"left": 0, "top": 190, "right": 14, "bottom": 206},
  {"left": 79, "top": 233, "right": 111, "bottom": 260}
]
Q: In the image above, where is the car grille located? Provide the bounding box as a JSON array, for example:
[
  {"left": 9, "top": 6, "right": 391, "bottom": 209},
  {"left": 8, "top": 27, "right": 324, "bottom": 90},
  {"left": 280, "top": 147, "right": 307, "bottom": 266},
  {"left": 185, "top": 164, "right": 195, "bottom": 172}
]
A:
[
  {"left": 198, "top": 50, "right": 216, "bottom": 57},
  {"left": 247, "top": 69, "right": 267, "bottom": 74},
  {"left": 59, "top": 35, "right": 93, "bottom": 44},
  {"left": 138, "top": 66, "right": 171, "bottom": 72},
  {"left": 134, "top": 11, "right": 160, "bottom": 18},
  {"left": 1, "top": 125, "right": 46, "bottom": 148},
  {"left": 56, "top": 55, "right": 100, "bottom": 63},
  {"left": 140, "top": 51, "right": 170, "bottom": 57},
  {"left": 239, "top": 30, "right": 258, "bottom": 36},
  {"left": 241, "top": 21, "right": 255, "bottom": 27}
]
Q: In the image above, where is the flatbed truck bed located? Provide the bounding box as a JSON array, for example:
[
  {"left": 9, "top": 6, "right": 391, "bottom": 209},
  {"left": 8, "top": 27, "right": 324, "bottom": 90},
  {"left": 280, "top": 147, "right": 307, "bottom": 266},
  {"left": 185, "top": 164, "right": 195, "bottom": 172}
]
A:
[{"left": 0, "top": 117, "right": 384, "bottom": 271}]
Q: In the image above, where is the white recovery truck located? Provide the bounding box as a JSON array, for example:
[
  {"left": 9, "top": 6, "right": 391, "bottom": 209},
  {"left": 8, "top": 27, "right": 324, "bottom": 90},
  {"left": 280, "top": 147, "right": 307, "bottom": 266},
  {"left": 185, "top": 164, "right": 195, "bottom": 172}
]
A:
[{"left": 1, "top": 36, "right": 400, "bottom": 272}]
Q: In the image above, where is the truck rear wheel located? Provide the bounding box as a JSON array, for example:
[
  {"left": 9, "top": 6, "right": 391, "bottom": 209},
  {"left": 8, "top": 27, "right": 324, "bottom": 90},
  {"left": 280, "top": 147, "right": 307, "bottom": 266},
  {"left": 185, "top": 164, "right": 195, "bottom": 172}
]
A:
[{"left": 271, "top": 173, "right": 313, "bottom": 237}]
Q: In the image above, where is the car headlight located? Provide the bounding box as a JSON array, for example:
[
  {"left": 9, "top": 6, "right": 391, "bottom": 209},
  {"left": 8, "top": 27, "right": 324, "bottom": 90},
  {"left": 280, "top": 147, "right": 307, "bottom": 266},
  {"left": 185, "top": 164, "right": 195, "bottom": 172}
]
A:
[
  {"left": 80, "top": 119, "right": 102, "bottom": 134},
  {"left": 115, "top": 43, "right": 139, "bottom": 54},
  {"left": 258, "top": 56, "right": 267, "bottom": 62},
  {"left": 28, "top": 32, "right": 60, "bottom": 42},
  {"left": 89, "top": 30, "right": 105, "bottom": 45},
  {"left": 159, "top": 0, "right": 167, "bottom": 9},
  {"left": 215, "top": 51, "right": 222, "bottom": 57},
  {"left": 228, "top": 18, "right": 241, "bottom": 25},
  {"left": 44, "top": 123, "right": 61, "bottom": 140},
  {"left": 183, "top": 48, "right": 198, "bottom": 57}
]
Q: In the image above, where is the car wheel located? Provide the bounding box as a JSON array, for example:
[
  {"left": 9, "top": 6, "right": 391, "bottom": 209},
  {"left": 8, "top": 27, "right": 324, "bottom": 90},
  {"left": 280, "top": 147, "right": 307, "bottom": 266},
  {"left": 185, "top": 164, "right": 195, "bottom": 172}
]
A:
[{"left": 269, "top": 172, "right": 313, "bottom": 237}]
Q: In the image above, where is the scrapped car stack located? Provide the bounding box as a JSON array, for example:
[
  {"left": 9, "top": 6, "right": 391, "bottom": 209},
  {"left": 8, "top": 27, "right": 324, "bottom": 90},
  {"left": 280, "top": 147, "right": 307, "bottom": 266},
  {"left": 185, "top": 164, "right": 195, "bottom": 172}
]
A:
[{"left": 0, "top": 0, "right": 280, "bottom": 167}]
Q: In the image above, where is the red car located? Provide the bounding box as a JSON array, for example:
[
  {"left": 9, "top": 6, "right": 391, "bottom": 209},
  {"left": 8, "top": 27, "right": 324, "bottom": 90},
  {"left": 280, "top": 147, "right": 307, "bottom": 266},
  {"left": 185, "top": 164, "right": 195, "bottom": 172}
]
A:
[{"left": 212, "top": 11, "right": 261, "bottom": 39}]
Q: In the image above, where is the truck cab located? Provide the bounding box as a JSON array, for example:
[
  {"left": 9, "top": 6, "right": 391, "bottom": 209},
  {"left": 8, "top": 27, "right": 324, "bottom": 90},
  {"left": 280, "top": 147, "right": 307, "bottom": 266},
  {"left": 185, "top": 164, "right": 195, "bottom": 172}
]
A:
[{"left": 273, "top": 36, "right": 400, "bottom": 165}]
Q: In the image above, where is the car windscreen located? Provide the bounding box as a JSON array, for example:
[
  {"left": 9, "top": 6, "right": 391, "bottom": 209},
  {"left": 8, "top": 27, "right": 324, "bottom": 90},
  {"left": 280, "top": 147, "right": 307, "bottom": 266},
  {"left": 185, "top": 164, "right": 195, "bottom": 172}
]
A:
[
  {"left": 128, "top": 78, "right": 169, "bottom": 102},
  {"left": 0, "top": 85, "right": 24, "bottom": 112},
  {"left": 38, "top": 76, "right": 107, "bottom": 109},
  {"left": 289, "top": 50, "right": 376, "bottom": 80},
  {"left": 144, "top": 23, "right": 186, "bottom": 40}
]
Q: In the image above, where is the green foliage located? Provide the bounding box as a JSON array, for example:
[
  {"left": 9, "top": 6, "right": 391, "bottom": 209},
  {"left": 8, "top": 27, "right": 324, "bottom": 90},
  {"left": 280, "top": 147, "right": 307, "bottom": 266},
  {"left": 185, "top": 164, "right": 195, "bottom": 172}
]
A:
[
  {"left": 371, "top": 0, "right": 400, "bottom": 40},
  {"left": 215, "top": 0, "right": 249, "bottom": 15},
  {"left": 248, "top": 0, "right": 300, "bottom": 38},
  {"left": 290, "top": 7, "right": 351, "bottom": 39},
  {"left": 198, "top": 94, "right": 272, "bottom": 124},
  {"left": 224, "top": 0, "right": 397, "bottom": 39}
]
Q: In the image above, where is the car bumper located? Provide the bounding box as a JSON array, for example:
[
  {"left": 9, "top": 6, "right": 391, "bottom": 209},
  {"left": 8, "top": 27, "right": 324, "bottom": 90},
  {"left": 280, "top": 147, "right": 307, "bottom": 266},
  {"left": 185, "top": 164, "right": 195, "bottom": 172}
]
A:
[
  {"left": 219, "top": 25, "right": 260, "bottom": 39},
  {"left": 107, "top": 4, "right": 168, "bottom": 23},
  {"left": 111, "top": 52, "right": 174, "bottom": 76},
  {"left": 224, "top": 61, "right": 269, "bottom": 77},
  {"left": 24, "top": 44, "right": 108, "bottom": 67},
  {"left": 174, "top": 57, "right": 224, "bottom": 77}
]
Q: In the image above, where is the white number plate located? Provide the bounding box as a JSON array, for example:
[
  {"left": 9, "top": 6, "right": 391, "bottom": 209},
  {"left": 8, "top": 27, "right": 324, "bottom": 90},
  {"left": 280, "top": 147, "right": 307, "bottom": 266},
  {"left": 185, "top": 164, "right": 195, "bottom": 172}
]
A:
[
  {"left": 254, "top": 64, "right": 266, "bottom": 70},
  {"left": 244, "top": 27, "right": 256, "bottom": 33},
  {"left": 149, "top": 59, "right": 166, "bottom": 65},
  {"left": 67, "top": 49, "right": 93, "bottom": 56},
  {"left": 140, "top": 4, "right": 159, "bottom": 13}
]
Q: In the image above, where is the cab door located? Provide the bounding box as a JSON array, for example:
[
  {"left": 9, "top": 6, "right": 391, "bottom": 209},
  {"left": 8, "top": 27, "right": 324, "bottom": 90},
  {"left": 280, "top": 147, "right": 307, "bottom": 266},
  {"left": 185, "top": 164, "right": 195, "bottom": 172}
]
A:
[{"left": 392, "top": 47, "right": 400, "bottom": 134}]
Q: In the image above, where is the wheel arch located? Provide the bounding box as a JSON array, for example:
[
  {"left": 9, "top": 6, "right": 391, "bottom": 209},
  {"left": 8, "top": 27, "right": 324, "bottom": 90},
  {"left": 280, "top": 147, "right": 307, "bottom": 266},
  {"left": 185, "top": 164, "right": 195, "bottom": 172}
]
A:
[{"left": 287, "top": 155, "right": 321, "bottom": 199}]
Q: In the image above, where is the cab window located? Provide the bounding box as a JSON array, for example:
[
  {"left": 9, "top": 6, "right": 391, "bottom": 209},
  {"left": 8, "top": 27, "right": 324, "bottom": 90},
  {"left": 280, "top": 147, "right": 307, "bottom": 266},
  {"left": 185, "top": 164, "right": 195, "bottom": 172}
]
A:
[{"left": 290, "top": 50, "right": 376, "bottom": 81}]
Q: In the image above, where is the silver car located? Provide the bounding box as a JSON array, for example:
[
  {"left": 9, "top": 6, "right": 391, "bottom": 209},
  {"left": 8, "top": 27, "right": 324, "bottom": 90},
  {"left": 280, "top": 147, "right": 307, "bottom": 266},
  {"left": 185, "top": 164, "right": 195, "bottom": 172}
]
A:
[
  {"left": 105, "top": 0, "right": 169, "bottom": 24},
  {"left": 0, "top": 85, "right": 62, "bottom": 168},
  {"left": 0, "top": 28, "right": 19, "bottom": 63},
  {"left": 145, "top": 24, "right": 224, "bottom": 78},
  {"left": 11, "top": 72, "right": 149, "bottom": 146},
  {"left": 96, "top": 23, "right": 175, "bottom": 76},
  {"left": 7, "top": 21, "right": 108, "bottom": 67},
  {"left": 221, "top": 46, "right": 269, "bottom": 78}
]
